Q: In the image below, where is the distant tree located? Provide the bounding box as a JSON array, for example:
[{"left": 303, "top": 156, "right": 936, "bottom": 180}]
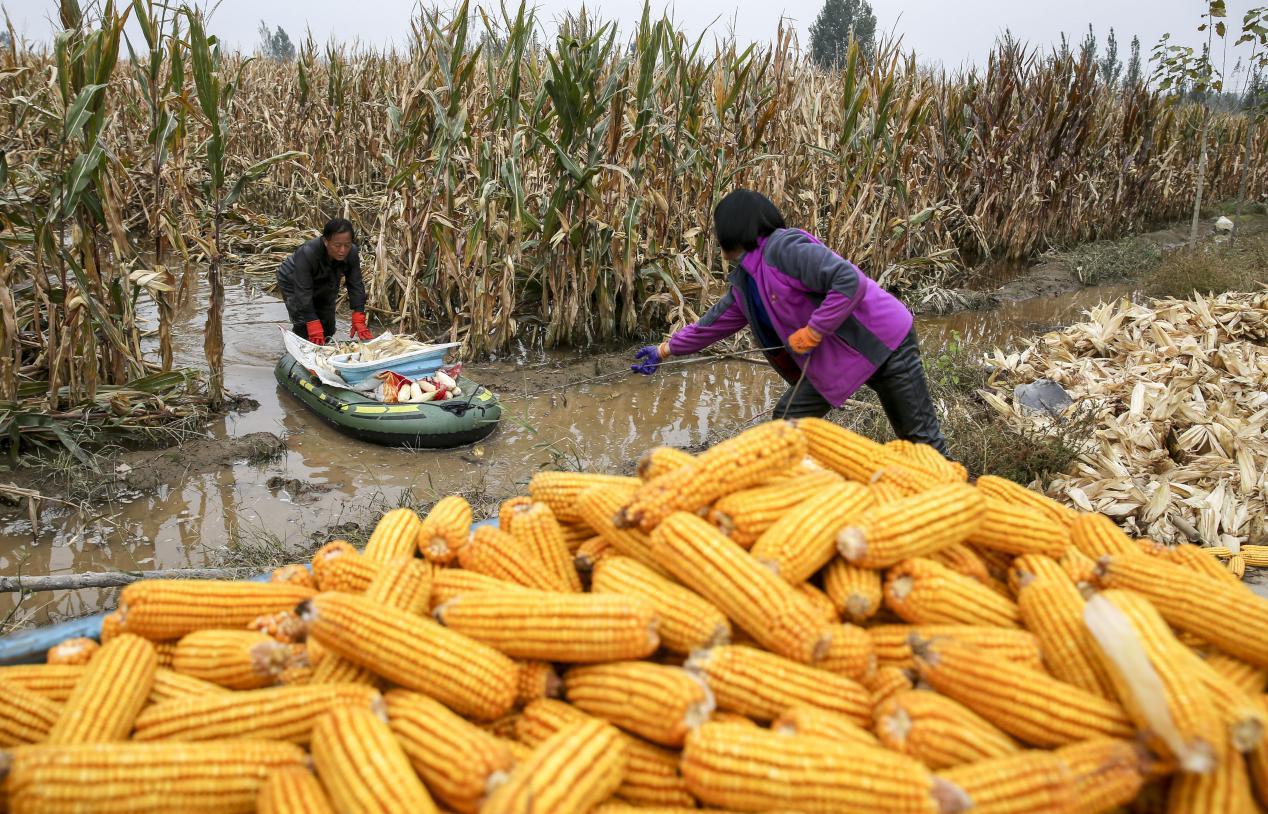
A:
[
  {"left": 809, "top": 0, "right": 877, "bottom": 69},
  {"left": 1124, "top": 35, "right": 1143, "bottom": 87},
  {"left": 257, "top": 20, "right": 296, "bottom": 61},
  {"left": 1079, "top": 24, "right": 1097, "bottom": 65},
  {"left": 1099, "top": 27, "right": 1123, "bottom": 87}
]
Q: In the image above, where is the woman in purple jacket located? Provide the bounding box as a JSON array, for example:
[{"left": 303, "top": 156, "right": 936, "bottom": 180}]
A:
[{"left": 632, "top": 189, "right": 948, "bottom": 455}]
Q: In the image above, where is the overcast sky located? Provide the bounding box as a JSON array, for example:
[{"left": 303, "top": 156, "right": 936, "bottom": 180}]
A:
[{"left": 3, "top": 1, "right": 1263, "bottom": 80}]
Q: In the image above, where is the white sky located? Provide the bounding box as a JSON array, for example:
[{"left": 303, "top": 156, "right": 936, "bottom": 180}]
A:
[{"left": 2, "top": 1, "right": 1263, "bottom": 81}]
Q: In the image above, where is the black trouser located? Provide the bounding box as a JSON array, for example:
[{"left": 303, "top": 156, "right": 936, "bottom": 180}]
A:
[
  {"left": 279, "top": 280, "right": 337, "bottom": 341},
  {"left": 772, "top": 329, "right": 950, "bottom": 456}
]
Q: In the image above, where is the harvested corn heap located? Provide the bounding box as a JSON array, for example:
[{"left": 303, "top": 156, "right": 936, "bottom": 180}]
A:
[
  {"left": 986, "top": 291, "right": 1268, "bottom": 550},
  {"left": 5, "top": 418, "right": 1268, "bottom": 812}
]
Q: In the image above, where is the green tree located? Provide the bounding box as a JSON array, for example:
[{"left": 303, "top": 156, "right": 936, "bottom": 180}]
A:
[
  {"left": 1099, "top": 27, "right": 1123, "bottom": 87},
  {"left": 1124, "top": 35, "right": 1143, "bottom": 87},
  {"left": 809, "top": 0, "right": 876, "bottom": 68},
  {"left": 257, "top": 20, "right": 295, "bottom": 61}
]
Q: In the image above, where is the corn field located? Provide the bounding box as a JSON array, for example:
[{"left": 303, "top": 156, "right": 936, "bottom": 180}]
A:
[{"left": 1, "top": 1, "right": 1266, "bottom": 453}]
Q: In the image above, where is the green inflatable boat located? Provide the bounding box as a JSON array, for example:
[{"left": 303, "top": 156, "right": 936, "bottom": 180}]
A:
[{"left": 274, "top": 352, "right": 502, "bottom": 447}]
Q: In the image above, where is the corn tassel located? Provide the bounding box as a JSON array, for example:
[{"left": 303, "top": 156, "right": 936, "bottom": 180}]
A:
[
  {"left": 911, "top": 635, "right": 1134, "bottom": 747},
  {"left": 385, "top": 689, "right": 515, "bottom": 814},
  {"left": 300, "top": 591, "right": 517, "bottom": 720},
  {"left": 564, "top": 661, "right": 714, "bottom": 747},
  {"left": 0, "top": 740, "right": 306, "bottom": 814},
  {"left": 529, "top": 471, "right": 641, "bottom": 524},
  {"left": 935, "top": 750, "right": 1075, "bottom": 813},
  {"left": 116, "top": 580, "right": 315, "bottom": 640},
  {"left": 796, "top": 417, "right": 886, "bottom": 481},
  {"left": 362, "top": 507, "right": 422, "bottom": 563},
  {"left": 837, "top": 484, "right": 987, "bottom": 569},
  {"left": 481, "top": 718, "right": 629, "bottom": 814},
  {"left": 458, "top": 524, "right": 569, "bottom": 592},
  {"left": 257, "top": 765, "right": 335, "bottom": 814},
  {"left": 869, "top": 625, "right": 1044, "bottom": 672},
  {"left": 876, "top": 689, "right": 1021, "bottom": 770},
  {"left": 45, "top": 633, "right": 156, "bottom": 745},
  {"left": 884, "top": 558, "right": 1022, "bottom": 628},
  {"left": 686, "top": 645, "right": 870, "bottom": 726},
  {"left": 772, "top": 704, "right": 879, "bottom": 748},
  {"left": 637, "top": 446, "right": 696, "bottom": 480},
  {"left": 0, "top": 680, "right": 61, "bottom": 747},
  {"left": 434, "top": 590, "right": 659, "bottom": 663},
  {"left": 591, "top": 555, "right": 731, "bottom": 653},
  {"left": 650, "top": 511, "right": 831, "bottom": 664},
  {"left": 708, "top": 470, "right": 843, "bottom": 548},
  {"left": 45, "top": 638, "right": 97, "bottom": 666},
  {"left": 1055, "top": 738, "right": 1150, "bottom": 814},
  {"left": 823, "top": 558, "right": 883, "bottom": 623},
  {"left": 311, "top": 705, "right": 437, "bottom": 814},
  {"left": 750, "top": 481, "right": 875, "bottom": 583},
  {"left": 420, "top": 495, "right": 473, "bottom": 565},
  {"left": 510, "top": 501, "right": 583, "bottom": 591},
  {"left": 681, "top": 721, "right": 950, "bottom": 814},
  {"left": 134, "top": 683, "right": 382, "bottom": 744}
]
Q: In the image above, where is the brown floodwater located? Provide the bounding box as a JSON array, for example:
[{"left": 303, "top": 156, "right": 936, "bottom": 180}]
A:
[{"left": 0, "top": 279, "right": 1145, "bottom": 626}]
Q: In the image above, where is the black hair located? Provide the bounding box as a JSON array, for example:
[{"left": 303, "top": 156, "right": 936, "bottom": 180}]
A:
[
  {"left": 713, "top": 189, "right": 786, "bottom": 252},
  {"left": 322, "top": 218, "right": 356, "bottom": 242}
]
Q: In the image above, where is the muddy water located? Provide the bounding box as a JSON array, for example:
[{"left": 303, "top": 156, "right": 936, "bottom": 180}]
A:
[{"left": 0, "top": 279, "right": 1139, "bottom": 626}]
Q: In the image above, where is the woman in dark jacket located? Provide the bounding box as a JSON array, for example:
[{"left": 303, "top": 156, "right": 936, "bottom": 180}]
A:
[
  {"left": 632, "top": 189, "right": 947, "bottom": 454},
  {"left": 277, "top": 218, "right": 373, "bottom": 345}
]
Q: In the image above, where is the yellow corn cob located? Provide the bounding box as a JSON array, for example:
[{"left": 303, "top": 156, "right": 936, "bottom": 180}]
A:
[
  {"left": 837, "top": 483, "right": 987, "bottom": 569},
  {"left": 385, "top": 689, "right": 516, "bottom": 814},
  {"left": 1011, "top": 555, "right": 1117, "bottom": 699},
  {"left": 878, "top": 441, "right": 966, "bottom": 481},
  {"left": 0, "top": 680, "right": 61, "bottom": 747},
  {"left": 650, "top": 511, "right": 831, "bottom": 664},
  {"left": 516, "top": 660, "right": 562, "bottom": 705},
  {"left": 884, "top": 558, "right": 1022, "bottom": 628},
  {"left": 1069, "top": 512, "right": 1138, "bottom": 558},
  {"left": 685, "top": 645, "right": 870, "bottom": 726},
  {"left": 816, "top": 623, "right": 876, "bottom": 681},
  {"left": 257, "top": 766, "right": 335, "bottom": 814},
  {"left": 479, "top": 712, "right": 521, "bottom": 740},
  {"left": 772, "top": 704, "right": 879, "bottom": 748},
  {"left": 1187, "top": 655, "right": 1268, "bottom": 753},
  {"left": 44, "top": 637, "right": 97, "bottom": 666},
  {"left": 712, "top": 711, "right": 760, "bottom": 727},
  {"left": 317, "top": 548, "right": 382, "bottom": 593},
  {"left": 575, "top": 534, "right": 616, "bottom": 574},
  {"left": 591, "top": 555, "right": 731, "bottom": 653},
  {"left": 682, "top": 721, "right": 946, "bottom": 813},
  {"left": 117, "top": 579, "right": 316, "bottom": 639},
  {"left": 497, "top": 494, "right": 533, "bottom": 533},
  {"left": 564, "top": 661, "right": 714, "bottom": 747},
  {"left": 307, "top": 651, "right": 379, "bottom": 688},
  {"left": 590, "top": 806, "right": 727, "bottom": 814},
  {"left": 974, "top": 475, "right": 1077, "bottom": 529},
  {"left": 931, "top": 542, "right": 997, "bottom": 587},
  {"left": 482, "top": 718, "right": 629, "bottom": 814},
  {"left": 637, "top": 446, "right": 696, "bottom": 480},
  {"left": 420, "top": 495, "right": 474, "bottom": 565},
  {"left": 311, "top": 705, "right": 437, "bottom": 814},
  {"left": 1166, "top": 745, "right": 1257, "bottom": 812},
  {"left": 429, "top": 568, "right": 527, "bottom": 610},
  {"left": 516, "top": 699, "right": 696, "bottom": 807},
  {"left": 823, "top": 558, "right": 883, "bottom": 623},
  {"left": 795, "top": 581, "right": 839, "bottom": 624},
  {"left": 616, "top": 420, "right": 807, "bottom": 532},
  {"left": 708, "top": 470, "right": 843, "bottom": 547},
  {"left": 277, "top": 664, "right": 312, "bottom": 686},
  {"left": 869, "top": 625, "right": 1044, "bottom": 672},
  {"left": 511, "top": 501, "right": 583, "bottom": 591},
  {"left": 1228, "top": 554, "right": 1247, "bottom": 578},
  {"left": 1, "top": 740, "right": 306, "bottom": 814},
  {"left": 248, "top": 609, "right": 307, "bottom": 643},
  {"left": 458, "top": 524, "right": 569, "bottom": 592},
  {"left": 148, "top": 667, "right": 231, "bottom": 705},
  {"left": 1244, "top": 545, "right": 1268, "bottom": 567},
  {"left": 875, "top": 689, "right": 1021, "bottom": 770},
  {"left": 529, "top": 471, "right": 641, "bottom": 524},
  {"left": 1251, "top": 735, "right": 1268, "bottom": 810},
  {"left": 300, "top": 591, "right": 516, "bottom": 720},
  {"left": 45, "top": 633, "right": 156, "bottom": 745},
  {"left": 0, "top": 665, "right": 83, "bottom": 702},
  {"left": 362, "top": 506, "right": 423, "bottom": 563},
  {"left": 558, "top": 520, "right": 596, "bottom": 552},
  {"left": 309, "top": 540, "right": 356, "bottom": 588},
  {"left": 796, "top": 416, "right": 886, "bottom": 481},
  {"left": 911, "top": 635, "right": 1134, "bottom": 747},
  {"left": 869, "top": 479, "right": 910, "bottom": 506},
  {"left": 269, "top": 563, "right": 316, "bottom": 590},
  {"left": 1203, "top": 651, "right": 1268, "bottom": 695},
  {"left": 134, "top": 683, "right": 382, "bottom": 744},
  {"left": 435, "top": 590, "right": 659, "bottom": 663},
  {"left": 363, "top": 556, "right": 432, "bottom": 615},
  {"left": 577, "top": 484, "right": 667, "bottom": 574},
  {"left": 498, "top": 733, "right": 536, "bottom": 763},
  {"left": 1054, "top": 738, "right": 1149, "bottom": 814},
  {"left": 1094, "top": 553, "right": 1268, "bottom": 669},
  {"left": 750, "top": 481, "right": 876, "bottom": 583},
  {"left": 935, "top": 750, "right": 1075, "bottom": 813},
  {"left": 100, "top": 610, "right": 123, "bottom": 642},
  {"left": 1166, "top": 542, "right": 1248, "bottom": 590},
  {"left": 971, "top": 544, "right": 1016, "bottom": 582},
  {"left": 1059, "top": 544, "right": 1098, "bottom": 586},
  {"left": 869, "top": 463, "right": 950, "bottom": 497},
  {"left": 967, "top": 495, "right": 1070, "bottom": 558},
  {"left": 865, "top": 665, "right": 916, "bottom": 706},
  {"left": 172, "top": 629, "right": 291, "bottom": 691}
]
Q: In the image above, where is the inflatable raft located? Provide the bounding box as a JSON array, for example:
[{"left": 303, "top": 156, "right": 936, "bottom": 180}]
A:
[{"left": 274, "top": 352, "right": 501, "bottom": 447}]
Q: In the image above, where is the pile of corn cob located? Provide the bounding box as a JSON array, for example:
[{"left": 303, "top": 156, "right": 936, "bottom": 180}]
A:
[{"left": 3, "top": 417, "right": 1268, "bottom": 813}]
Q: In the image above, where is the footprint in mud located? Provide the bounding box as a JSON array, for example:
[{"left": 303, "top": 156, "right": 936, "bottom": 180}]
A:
[{"left": 265, "top": 476, "right": 333, "bottom": 502}]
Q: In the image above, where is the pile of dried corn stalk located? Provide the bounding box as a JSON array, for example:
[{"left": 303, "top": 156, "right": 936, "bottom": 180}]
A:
[{"left": 984, "top": 291, "right": 1268, "bottom": 549}]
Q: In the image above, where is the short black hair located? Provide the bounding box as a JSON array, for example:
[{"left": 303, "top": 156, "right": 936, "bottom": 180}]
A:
[
  {"left": 322, "top": 218, "right": 356, "bottom": 242},
  {"left": 713, "top": 189, "right": 786, "bottom": 252}
]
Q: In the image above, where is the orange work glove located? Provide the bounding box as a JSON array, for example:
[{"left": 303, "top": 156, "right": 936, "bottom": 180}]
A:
[{"left": 788, "top": 325, "right": 823, "bottom": 354}]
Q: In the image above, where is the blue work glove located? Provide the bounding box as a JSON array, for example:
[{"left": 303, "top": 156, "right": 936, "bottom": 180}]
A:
[{"left": 631, "top": 343, "right": 668, "bottom": 375}]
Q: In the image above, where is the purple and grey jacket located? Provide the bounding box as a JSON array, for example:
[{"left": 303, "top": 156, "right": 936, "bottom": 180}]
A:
[{"left": 667, "top": 228, "right": 915, "bottom": 407}]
